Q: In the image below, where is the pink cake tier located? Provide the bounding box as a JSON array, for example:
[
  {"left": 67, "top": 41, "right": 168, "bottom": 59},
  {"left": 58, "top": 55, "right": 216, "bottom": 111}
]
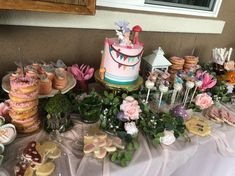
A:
[{"left": 103, "top": 38, "right": 143, "bottom": 85}]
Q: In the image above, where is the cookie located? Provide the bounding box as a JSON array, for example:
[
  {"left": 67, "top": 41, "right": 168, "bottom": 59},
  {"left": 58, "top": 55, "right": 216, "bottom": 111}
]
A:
[
  {"left": 47, "top": 147, "right": 61, "bottom": 160},
  {"left": 41, "top": 141, "right": 58, "bottom": 154},
  {"left": 94, "top": 148, "right": 107, "bottom": 159},
  {"left": 83, "top": 143, "right": 96, "bottom": 154},
  {"left": 185, "top": 117, "right": 211, "bottom": 137},
  {"left": 35, "top": 162, "right": 55, "bottom": 176},
  {"left": 22, "top": 141, "right": 44, "bottom": 165}
]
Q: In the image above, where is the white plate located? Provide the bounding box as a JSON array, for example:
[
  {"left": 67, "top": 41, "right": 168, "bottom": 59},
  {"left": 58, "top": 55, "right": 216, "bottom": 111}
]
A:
[{"left": 1, "top": 72, "right": 76, "bottom": 98}]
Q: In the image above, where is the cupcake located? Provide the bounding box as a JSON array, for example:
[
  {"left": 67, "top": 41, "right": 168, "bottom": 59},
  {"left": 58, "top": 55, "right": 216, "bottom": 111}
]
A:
[
  {"left": 53, "top": 69, "right": 67, "bottom": 90},
  {"left": 39, "top": 74, "right": 52, "bottom": 95},
  {"left": 42, "top": 64, "right": 55, "bottom": 81}
]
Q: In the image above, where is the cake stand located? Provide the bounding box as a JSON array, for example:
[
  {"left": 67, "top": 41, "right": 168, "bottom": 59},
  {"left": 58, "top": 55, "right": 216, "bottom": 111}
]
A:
[
  {"left": 1, "top": 72, "right": 76, "bottom": 98},
  {"left": 94, "top": 70, "right": 143, "bottom": 92}
]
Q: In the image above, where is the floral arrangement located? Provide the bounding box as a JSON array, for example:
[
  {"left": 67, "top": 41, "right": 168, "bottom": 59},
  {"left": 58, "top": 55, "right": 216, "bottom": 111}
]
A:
[
  {"left": 138, "top": 108, "right": 188, "bottom": 146},
  {"left": 100, "top": 91, "right": 141, "bottom": 166},
  {"left": 68, "top": 64, "right": 94, "bottom": 92},
  {"left": 195, "top": 70, "right": 217, "bottom": 91},
  {"left": 194, "top": 93, "right": 214, "bottom": 110},
  {"left": 100, "top": 91, "right": 141, "bottom": 136}
]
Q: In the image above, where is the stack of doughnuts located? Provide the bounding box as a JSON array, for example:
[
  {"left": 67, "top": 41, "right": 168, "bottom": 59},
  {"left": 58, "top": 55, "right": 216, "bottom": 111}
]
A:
[
  {"left": 9, "top": 76, "right": 41, "bottom": 133},
  {"left": 183, "top": 56, "right": 199, "bottom": 71},
  {"left": 168, "top": 56, "right": 185, "bottom": 80}
]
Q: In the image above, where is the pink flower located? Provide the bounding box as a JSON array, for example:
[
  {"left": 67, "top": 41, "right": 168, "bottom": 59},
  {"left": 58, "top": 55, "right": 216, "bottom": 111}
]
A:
[
  {"left": 196, "top": 70, "right": 217, "bottom": 91},
  {"left": 68, "top": 64, "right": 94, "bottom": 81},
  {"left": 0, "top": 100, "right": 10, "bottom": 117},
  {"left": 195, "top": 93, "right": 213, "bottom": 109},
  {"left": 120, "top": 96, "right": 141, "bottom": 121}
]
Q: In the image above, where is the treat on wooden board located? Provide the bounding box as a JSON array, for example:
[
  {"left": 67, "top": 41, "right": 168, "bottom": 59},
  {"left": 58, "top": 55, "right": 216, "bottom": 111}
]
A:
[{"left": 185, "top": 117, "right": 211, "bottom": 137}]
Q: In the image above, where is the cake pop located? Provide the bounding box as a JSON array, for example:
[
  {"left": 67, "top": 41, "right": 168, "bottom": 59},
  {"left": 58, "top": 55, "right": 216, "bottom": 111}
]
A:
[
  {"left": 158, "top": 81, "right": 169, "bottom": 110},
  {"left": 171, "top": 76, "right": 183, "bottom": 106},
  {"left": 145, "top": 80, "right": 155, "bottom": 103}
]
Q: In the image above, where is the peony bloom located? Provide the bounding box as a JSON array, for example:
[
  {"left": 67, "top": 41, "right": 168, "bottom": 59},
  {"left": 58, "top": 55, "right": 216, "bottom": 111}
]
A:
[
  {"left": 124, "top": 122, "right": 138, "bottom": 136},
  {"left": 68, "top": 64, "right": 94, "bottom": 81},
  {"left": 0, "top": 100, "right": 10, "bottom": 117},
  {"left": 195, "top": 93, "right": 213, "bottom": 109},
  {"left": 120, "top": 96, "right": 141, "bottom": 121},
  {"left": 196, "top": 70, "right": 217, "bottom": 91}
]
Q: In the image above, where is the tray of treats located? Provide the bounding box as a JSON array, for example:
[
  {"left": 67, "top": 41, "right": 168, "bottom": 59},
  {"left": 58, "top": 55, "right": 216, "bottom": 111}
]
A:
[
  {"left": 205, "top": 103, "right": 235, "bottom": 127},
  {"left": 1, "top": 61, "right": 76, "bottom": 99}
]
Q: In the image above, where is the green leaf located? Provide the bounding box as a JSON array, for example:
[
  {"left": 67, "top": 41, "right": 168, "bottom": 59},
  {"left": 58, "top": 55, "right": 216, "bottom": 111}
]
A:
[
  {"left": 108, "top": 93, "right": 114, "bottom": 100},
  {"left": 111, "top": 152, "right": 117, "bottom": 162},
  {"left": 122, "top": 94, "right": 127, "bottom": 99},
  {"left": 113, "top": 97, "right": 120, "bottom": 104},
  {"left": 104, "top": 91, "right": 109, "bottom": 97},
  {"left": 133, "top": 141, "right": 140, "bottom": 150},
  {"left": 120, "top": 158, "right": 127, "bottom": 167},
  {"left": 127, "top": 143, "right": 133, "bottom": 151},
  {"left": 152, "top": 137, "right": 160, "bottom": 146},
  {"left": 124, "top": 151, "right": 132, "bottom": 161}
]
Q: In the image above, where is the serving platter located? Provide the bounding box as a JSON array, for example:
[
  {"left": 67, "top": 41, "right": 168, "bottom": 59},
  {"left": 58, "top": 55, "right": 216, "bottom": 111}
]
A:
[{"left": 1, "top": 72, "right": 76, "bottom": 98}]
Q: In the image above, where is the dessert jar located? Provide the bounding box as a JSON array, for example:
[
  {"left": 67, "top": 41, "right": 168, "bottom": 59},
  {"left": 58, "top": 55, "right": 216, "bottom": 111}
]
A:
[{"left": 78, "top": 94, "right": 102, "bottom": 124}]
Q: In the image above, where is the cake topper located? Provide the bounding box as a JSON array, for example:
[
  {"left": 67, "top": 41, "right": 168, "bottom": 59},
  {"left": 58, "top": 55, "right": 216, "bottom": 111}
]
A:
[{"left": 115, "top": 21, "right": 132, "bottom": 46}]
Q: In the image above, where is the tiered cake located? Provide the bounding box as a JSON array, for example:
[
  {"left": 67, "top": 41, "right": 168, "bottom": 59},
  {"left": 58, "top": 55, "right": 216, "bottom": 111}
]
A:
[
  {"left": 9, "top": 76, "right": 40, "bottom": 133},
  {"left": 99, "top": 21, "right": 144, "bottom": 85}
]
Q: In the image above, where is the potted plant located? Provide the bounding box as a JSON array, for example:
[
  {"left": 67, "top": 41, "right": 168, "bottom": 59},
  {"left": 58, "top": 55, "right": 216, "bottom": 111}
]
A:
[
  {"left": 78, "top": 90, "right": 102, "bottom": 123},
  {"left": 44, "top": 93, "right": 73, "bottom": 133}
]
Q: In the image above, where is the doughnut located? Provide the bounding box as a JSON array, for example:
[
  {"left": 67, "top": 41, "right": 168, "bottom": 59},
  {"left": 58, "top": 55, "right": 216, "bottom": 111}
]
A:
[
  {"left": 184, "top": 56, "right": 199, "bottom": 64},
  {"left": 12, "top": 114, "right": 39, "bottom": 128},
  {"left": 9, "top": 106, "right": 38, "bottom": 120},
  {"left": 39, "top": 79, "right": 52, "bottom": 95},
  {"left": 169, "top": 56, "right": 185, "bottom": 65},
  {"left": 19, "top": 120, "right": 40, "bottom": 134},
  {"left": 10, "top": 76, "right": 38, "bottom": 94},
  {"left": 26, "top": 71, "right": 38, "bottom": 79},
  {"left": 9, "top": 90, "right": 38, "bottom": 103},
  {"left": 170, "top": 64, "right": 183, "bottom": 70},
  {"left": 10, "top": 100, "right": 38, "bottom": 112}
]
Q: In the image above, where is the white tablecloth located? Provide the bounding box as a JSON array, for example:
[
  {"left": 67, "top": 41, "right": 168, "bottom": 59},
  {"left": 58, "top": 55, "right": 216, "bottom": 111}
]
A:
[{"left": 2, "top": 117, "right": 235, "bottom": 176}]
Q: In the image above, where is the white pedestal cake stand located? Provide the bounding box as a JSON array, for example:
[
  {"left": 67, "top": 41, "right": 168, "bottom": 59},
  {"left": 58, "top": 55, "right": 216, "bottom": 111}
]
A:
[{"left": 1, "top": 72, "right": 76, "bottom": 98}]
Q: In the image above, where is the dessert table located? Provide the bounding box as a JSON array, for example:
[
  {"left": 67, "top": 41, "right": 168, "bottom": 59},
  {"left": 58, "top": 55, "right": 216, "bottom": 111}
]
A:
[{"left": 1, "top": 115, "right": 235, "bottom": 176}]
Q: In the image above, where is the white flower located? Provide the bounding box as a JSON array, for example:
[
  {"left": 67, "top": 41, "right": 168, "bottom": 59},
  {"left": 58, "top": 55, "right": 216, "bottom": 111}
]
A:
[
  {"left": 124, "top": 122, "right": 138, "bottom": 136},
  {"left": 160, "top": 130, "right": 176, "bottom": 145}
]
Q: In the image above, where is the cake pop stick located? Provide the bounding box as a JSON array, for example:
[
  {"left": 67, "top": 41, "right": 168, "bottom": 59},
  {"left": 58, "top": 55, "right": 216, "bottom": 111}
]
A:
[
  {"left": 171, "top": 83, "right": 183, "bottom": 106},
  {"left": 145, "top": 80, "right": 155, "bottom": 103},
  {"left": 183, "top": 81, "right": 195, "bottom": 107},
  {"left": 158, "top": 82, "right": 169, "bottom": 110},
  {"left": 189, "top": 80, "right": 202, "bottom": 104}
]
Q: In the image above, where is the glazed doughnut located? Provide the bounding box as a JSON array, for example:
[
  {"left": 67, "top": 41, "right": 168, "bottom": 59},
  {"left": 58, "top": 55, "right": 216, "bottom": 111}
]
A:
[
  {"left": 184, "top": 56, "right": 199, "bottom": 64},
  {"left": 170, "top": 65, "right": 183, "bottom": 70},
  {"left": 183, "top": 63, "right": 196, "bottom": 69},
  {"left": 19, "top": 120, "right": 41, "bottom": 133},
  {"left": 26, "top": 71, "right": 38, "bottom": 79},
  {"left": 169, "top": 56, "right": 185, "bottom": 65},
  {"left": 10, "top": 76, "right": 38, "bottom": 94},
  {"left": 9, "top": 91, "right": 38, "bottom": 103},
  {"left": 10, "top": 100, "right": 38, "bottom": 112},
  {"left": 9, "top": 106, "right": 38, "bottom": 120},
  {"left": 12, "top": 114, "right": 39, "bottom": 128}
]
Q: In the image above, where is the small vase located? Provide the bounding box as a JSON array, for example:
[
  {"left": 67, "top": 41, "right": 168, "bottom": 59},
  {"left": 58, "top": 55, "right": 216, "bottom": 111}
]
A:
[{"left": 78, "top": 80, "right": 88, "bottom": 93}]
